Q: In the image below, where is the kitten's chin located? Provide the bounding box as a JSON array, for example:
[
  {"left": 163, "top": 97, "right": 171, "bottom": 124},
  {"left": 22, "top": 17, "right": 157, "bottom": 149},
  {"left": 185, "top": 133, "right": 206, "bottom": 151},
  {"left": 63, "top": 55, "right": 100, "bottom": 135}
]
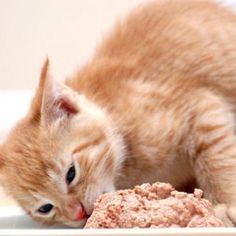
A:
[{"left": 63, "top": 218, "right": 88, "bottom": 228}]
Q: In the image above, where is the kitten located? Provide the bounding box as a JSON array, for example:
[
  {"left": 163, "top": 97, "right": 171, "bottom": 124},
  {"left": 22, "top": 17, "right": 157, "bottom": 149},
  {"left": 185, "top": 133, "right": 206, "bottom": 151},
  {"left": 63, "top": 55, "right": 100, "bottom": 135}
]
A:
[{"left": 0, "top": 0, "right": 236, "bottom": 227}]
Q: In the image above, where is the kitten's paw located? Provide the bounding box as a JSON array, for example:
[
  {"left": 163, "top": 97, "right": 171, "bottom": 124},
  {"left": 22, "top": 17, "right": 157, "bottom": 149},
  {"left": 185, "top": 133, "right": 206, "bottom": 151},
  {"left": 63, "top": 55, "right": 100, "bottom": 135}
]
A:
[
  {"left": 214, "top": 204, "right": 234, "bottom": 227},
  {"left": 226, "top": 204, "right": 236, "bottom": 226}
]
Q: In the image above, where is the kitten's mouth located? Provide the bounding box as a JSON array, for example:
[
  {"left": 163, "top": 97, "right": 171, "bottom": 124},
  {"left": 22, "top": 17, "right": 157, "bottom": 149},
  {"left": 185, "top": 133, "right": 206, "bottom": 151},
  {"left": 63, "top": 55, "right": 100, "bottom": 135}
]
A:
[{"left": 78, "top": 204, "right": 90, "bottom": 220}]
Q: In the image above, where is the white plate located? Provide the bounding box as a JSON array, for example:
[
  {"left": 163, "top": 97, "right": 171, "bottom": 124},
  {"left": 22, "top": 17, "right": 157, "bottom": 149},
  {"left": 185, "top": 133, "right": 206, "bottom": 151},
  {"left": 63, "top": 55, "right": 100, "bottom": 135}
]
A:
[{"left": 0, "top": 206, "right": 235, "bottom": 236}]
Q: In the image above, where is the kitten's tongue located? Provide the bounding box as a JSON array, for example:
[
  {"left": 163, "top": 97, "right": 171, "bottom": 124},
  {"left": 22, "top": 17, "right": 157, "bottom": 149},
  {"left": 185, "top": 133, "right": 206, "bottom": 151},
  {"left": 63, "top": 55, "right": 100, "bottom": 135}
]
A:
[{"left": 76, "top": 205, "right": 89, "bottom": 220}]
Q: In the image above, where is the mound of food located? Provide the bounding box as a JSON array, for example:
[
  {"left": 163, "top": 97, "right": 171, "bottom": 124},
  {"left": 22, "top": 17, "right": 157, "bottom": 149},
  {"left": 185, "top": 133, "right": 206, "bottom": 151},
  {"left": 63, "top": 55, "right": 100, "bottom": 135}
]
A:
[{"left": 85, "top": 182, "right": 223, "bottom": 228}]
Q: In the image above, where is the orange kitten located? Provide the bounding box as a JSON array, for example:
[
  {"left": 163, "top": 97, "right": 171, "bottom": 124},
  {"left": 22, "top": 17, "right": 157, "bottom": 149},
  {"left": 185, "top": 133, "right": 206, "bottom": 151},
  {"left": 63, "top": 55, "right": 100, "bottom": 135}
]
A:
[{"left": 0, "top": 0, "right": 236, "bottom": 227}]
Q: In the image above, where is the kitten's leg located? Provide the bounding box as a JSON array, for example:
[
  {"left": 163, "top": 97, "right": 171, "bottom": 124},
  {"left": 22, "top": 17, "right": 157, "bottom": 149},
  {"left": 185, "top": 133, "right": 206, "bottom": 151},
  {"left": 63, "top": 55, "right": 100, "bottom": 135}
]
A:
[{"left": 192, "top": 91, "right": 236, "bottom": 226}]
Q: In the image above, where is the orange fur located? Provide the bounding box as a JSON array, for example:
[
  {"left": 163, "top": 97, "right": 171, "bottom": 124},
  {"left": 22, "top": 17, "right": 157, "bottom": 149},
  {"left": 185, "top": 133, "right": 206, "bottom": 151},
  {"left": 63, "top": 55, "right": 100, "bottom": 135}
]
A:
[{"left": 0, "top": 0, "right": 236, "bottom": 227}]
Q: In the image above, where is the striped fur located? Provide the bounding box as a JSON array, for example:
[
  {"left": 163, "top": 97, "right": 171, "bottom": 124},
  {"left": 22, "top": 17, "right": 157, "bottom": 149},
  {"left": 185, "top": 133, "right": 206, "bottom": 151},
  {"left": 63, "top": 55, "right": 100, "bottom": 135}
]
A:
[{"left": 0, "top": 0, "right": 236, "bottom": 227}]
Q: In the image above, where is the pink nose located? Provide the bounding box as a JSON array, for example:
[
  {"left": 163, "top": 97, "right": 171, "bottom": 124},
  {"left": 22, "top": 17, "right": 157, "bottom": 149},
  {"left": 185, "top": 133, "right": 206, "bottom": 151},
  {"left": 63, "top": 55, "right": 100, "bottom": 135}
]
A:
[{"left": 75, "top": 206, "right": 88, "bottom": 221}]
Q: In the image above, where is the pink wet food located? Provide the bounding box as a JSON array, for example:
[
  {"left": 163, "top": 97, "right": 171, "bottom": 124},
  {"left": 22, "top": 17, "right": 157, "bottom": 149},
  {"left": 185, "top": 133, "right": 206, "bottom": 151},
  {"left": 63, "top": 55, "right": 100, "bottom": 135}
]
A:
[{"left": 85, "top": 182, "right": 223, "bottom": 228}]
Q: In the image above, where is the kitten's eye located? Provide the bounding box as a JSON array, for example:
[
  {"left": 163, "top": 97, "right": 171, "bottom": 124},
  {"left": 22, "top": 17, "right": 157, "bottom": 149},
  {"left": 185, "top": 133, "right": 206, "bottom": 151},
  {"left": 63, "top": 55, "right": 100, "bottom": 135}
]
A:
[
  {"left": 66, "top": 165, "right": 76, "bottom": 184},
  {"left": 38, "top": 203, "right": 53, "bottom": 214}
]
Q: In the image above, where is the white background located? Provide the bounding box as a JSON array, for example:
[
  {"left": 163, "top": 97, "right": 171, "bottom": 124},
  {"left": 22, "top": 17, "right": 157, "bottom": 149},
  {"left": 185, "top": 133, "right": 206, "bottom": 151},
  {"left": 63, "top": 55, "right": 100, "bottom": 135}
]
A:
[{"left": 0, "top": 0, "right": 145, "bottom": 90}]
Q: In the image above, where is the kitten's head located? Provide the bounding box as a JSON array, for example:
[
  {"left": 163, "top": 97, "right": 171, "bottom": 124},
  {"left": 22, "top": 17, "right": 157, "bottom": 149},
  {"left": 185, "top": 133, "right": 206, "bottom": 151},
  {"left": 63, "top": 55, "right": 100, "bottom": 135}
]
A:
[{"left": 0, "top": 60, "right": 124, "bottom": 227}]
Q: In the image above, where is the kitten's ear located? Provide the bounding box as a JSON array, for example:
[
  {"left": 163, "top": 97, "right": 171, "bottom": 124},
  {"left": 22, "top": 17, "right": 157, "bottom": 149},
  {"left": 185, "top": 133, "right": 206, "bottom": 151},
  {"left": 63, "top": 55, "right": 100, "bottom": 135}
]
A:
[
  {"left": 29, "top": 59, "right": 79, "bottom": 125},
  {"left": 0, "top": 148, "right": 5, "bottom": 169},
  {"left": 28, "top": 58, "right": 50, "bottom": 122},
  {"left": 41, "top": 74, "right": 79, "bottom": 126}
]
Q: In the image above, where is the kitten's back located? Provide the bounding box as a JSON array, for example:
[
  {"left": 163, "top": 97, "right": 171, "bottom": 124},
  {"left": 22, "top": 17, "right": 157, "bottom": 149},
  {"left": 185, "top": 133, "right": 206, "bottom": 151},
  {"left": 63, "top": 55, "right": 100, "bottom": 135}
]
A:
[{"left": 68, "top": 0, "right": 236, "bottom": 106}]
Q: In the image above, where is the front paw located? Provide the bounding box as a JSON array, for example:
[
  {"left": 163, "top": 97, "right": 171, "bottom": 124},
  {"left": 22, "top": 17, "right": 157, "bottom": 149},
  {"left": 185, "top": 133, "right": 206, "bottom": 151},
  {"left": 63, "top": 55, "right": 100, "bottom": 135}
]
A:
[{"left": 214, "top": 204, "right": 235, "bottom": 227}]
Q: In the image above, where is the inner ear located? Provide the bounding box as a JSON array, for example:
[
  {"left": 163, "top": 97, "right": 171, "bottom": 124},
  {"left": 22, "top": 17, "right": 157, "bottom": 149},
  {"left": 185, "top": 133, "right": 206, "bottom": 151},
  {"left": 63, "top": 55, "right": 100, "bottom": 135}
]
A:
[{"left": 53, "top": 97, "right": 78, "bottom": 116}]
